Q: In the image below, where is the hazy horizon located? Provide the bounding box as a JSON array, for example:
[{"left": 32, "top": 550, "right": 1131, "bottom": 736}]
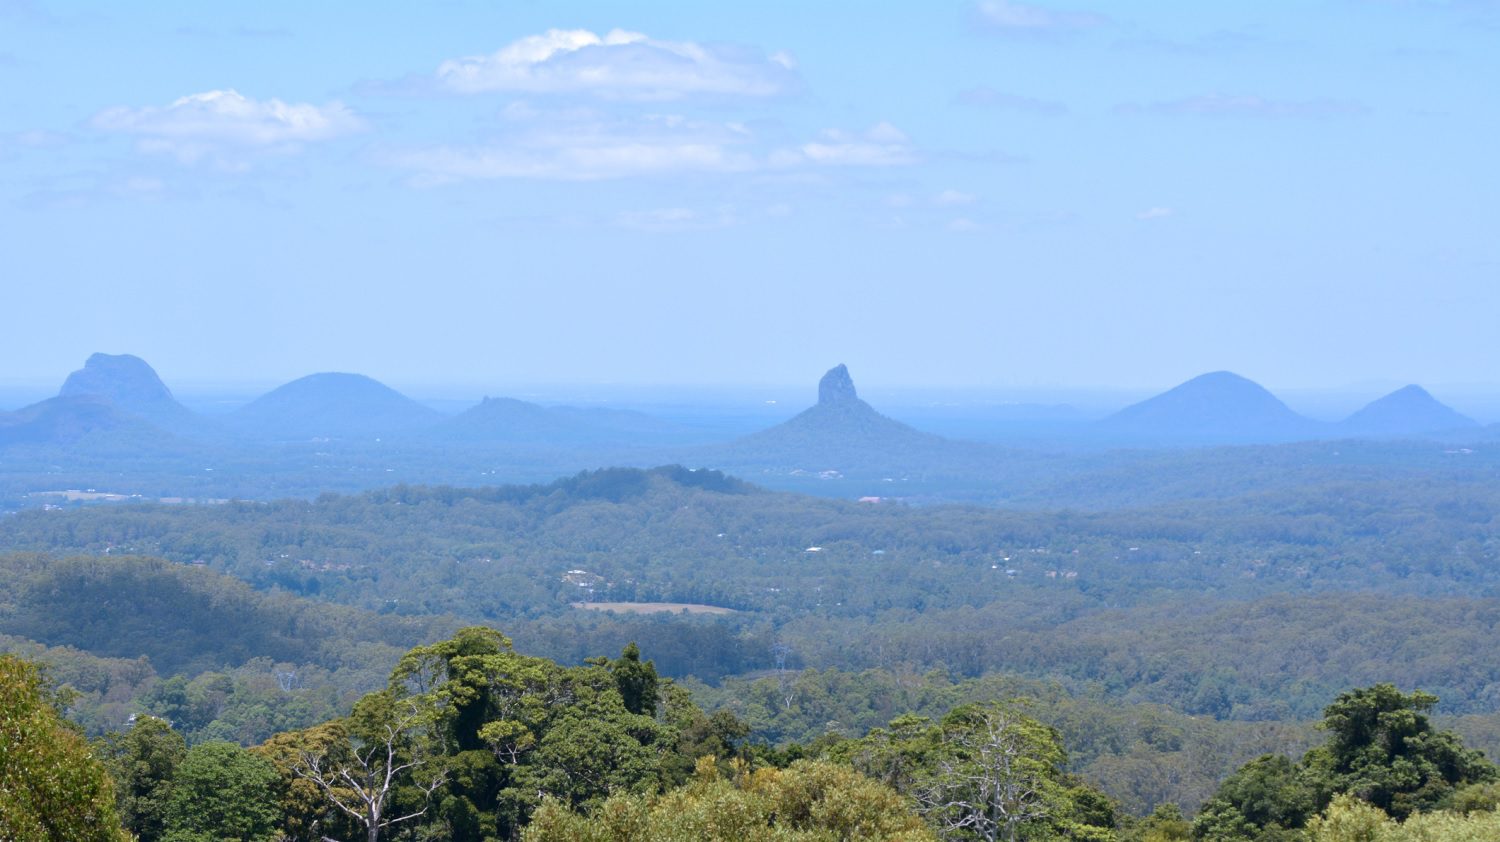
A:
[
  {"left": 9, "top": 357, "right": 1500, "bottom": 423},
  {"left": 4, "top": 1, "right": 1498, "bottom": 392}
]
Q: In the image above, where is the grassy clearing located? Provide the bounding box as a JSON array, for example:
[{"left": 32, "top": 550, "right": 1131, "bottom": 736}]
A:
[{"left": 570, "top": 601, "right": 738, "bottom": 615}]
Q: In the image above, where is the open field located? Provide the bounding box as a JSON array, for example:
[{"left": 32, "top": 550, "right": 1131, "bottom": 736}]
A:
[{"left": 570, "top": 601, "right": 739, "bottom": 615}]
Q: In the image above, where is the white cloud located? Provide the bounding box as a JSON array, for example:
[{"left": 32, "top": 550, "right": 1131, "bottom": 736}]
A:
[
  {"left": 935, "top": 189, "right": 978, "bottom": 206},
  {"left": 93, "top": 89, "right": 365, "bottom": 163},
  {"left": 948, "top": 217, "right": 983, "bottom": 231},
  {"left": 394, "top": 142, "right": 748, "bottom": 182},
  {"left": 2, "top": 128, "right": 69, "bottom": 149},
  {"left": 1136, "top": 206, "right": 1174, "bottom": 220},
  {"left": 434, "top": 28, "right": 797, "bottom": 100},
  {"left": 388, "top": 111, "right": 757, "bottom": 182},
  {"left": 975, "top": 0, "right": 1108, "bottom": 32},
  {"left": 389, "top": 112, "right": 916, "bottom": 183},
  {"left": 788, "top": 122, "right": 917, "bottom": 168}
]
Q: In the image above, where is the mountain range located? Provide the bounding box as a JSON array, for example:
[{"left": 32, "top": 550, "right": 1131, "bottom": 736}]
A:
[
  {"left": 1099, "top": 371, "right": 1478, "bottom": 443},
  {"left": 0, "top": 354, "right": 1488, "bottom": 469}
]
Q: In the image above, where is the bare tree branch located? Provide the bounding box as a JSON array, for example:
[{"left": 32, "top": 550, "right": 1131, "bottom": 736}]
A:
[{"left": 293, "top": 700, "right": 445, "bottom": 842}]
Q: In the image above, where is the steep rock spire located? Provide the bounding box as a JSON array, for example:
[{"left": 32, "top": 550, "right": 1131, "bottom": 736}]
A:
[{"left": 818, "top": 364, "right": 858, "bottom": 405}]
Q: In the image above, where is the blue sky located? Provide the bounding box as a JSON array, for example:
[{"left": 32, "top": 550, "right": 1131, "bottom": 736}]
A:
[{"left": 2, "top": 0, "right": 1497, "bottom": 394}]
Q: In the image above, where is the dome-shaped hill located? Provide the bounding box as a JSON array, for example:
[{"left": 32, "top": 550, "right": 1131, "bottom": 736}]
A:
[
  {"left": 1340, "top": 385, "right": 1477, "bottom": 437},
  {"left": 230, "top": 372, "right": 442, "bottom": 440},
  {"left": 1101, "top": 371, "right": 1322, "bottom": 443}
]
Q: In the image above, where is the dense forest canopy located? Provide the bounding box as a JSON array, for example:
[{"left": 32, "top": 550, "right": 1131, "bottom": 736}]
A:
[
  {"left": 7, "top": 464, "right": 1500, "bottom": 830},
  {"left": 9, "top": 634, "right": 1500, "bottom": 841}
]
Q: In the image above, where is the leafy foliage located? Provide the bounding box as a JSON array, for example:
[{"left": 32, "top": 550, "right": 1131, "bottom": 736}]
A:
[
  {"left": 160, "top": 740, "right": 280, "bottom": 842},
  {"left": 99, "top": 716, "right": 186, "bottom": 842},
  {"left": 1305, "top": 793, "right": 1500, "bottom": 842},
  {"left": 1305, "top": 684, "right": 1497, "bottom": 818},
  {"left": 1193, "top": 685, "right": 1497, "bottom": 839},
  {"left": 833, "top": 703, "right": 1119, "bottom": 841},
  {"left": 523, "top": 756, "right": 937, "bottom": 841},
  {"left": 0, "top": 654, "right": 128, "bottom": 842}
]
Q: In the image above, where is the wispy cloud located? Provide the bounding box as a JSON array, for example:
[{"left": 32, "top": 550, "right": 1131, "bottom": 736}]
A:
[
  {"left": 0, "top": 0, "right": 54, "bottom": 25},
  {"left": 935, "top": 189, "right": 979, "bottom": 206},
  {"left": 432, "top": 28, "right": 798, "bottom": 100},
  {"left": 17, "top": 174, "right": 192, "bottom": 211},
  {"left": 1359, "top": 0, "right": 1500, "bottom": 25},
  {"left": 784, "top": 123, "right": 918, "bottom": 168},
  {"left": 389, "top": 140, "right": 750, "bottom": 183},
  {"left": 4, "top": 129, "right": 70, "bottom": 148},
  {"left": 386, "top": 110, "right": 757, "bottom": 183},
  {"left": 974, "top": 0, "right": 1109, "bottom": 33},
  {"left": 1136, "top": 206, "right": 1174, "bottom": 220},
  {"left": 175, "top": 24, "right": 294, "bottom": 39},
  {"left": 388, "top": 112, "right": 915, "bottom": 183},
  {"left": 93, "top": 89, "right": 365, "bottom": 164},
  {"left": 1116, "top": 93, "right": 1368, "bottom": 118},
  {"left": 956, "top": 86, "right": 1068, "bottom": 115},
  {"left": 1112, "top": 29, "right": 1265, "bottom": 56},
  {"left": 614, "top": 206, "right": 741, "bottom": 232}
]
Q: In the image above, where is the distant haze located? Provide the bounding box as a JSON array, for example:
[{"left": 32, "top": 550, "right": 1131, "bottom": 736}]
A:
[
  {"left": 9, "top": 368, "right": 1500, "bottom": 426},
  {"left": 2, "top": 2, "right": 1497, "bottom": 393}
]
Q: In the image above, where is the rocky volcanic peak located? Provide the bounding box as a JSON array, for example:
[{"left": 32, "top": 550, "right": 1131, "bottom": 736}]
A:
[
  {"left": 60, "top": 353, "right": 177, "bottom": 406},
  {"left": 706, "top": 362, "right": 968, "bottom": 475},
  {"left": 818, "top": 364, "right": 859, "bottom": 405}
]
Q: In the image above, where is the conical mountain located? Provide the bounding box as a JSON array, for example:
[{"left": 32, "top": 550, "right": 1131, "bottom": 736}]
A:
[
  {"left": 230, "top": 373, "right": 442, "bottom": 440},
  {"left": 714, "top": 364, "right": 959, "bottom": 472},
  {"left": 57, "top": 353, "right": 200, "bottom": 433},
  {"left": 1340, "top": 385, "right": 1477, "bottom": 437},
  {"left": 1101, "top": 371, "right": 1322, "bottom": 443}
]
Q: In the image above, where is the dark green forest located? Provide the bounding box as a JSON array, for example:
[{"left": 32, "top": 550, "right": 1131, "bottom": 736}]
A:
[
  {"left": 6, "top": 465, "right": 1500, "bottom": 839},
  {"left": 8, "top": 634, "right": 1500, "bottom": 841}
]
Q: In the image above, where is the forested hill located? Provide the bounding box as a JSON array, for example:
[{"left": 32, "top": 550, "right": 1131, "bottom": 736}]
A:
[
  {"left": 10, "top": 466, "right": 1500, "bottom": 823},
  {"left": 0, "top": 552, "right": 458, "bottom": 749},
  {"left": 9, "top": 466, "right": 1500, "bottom": 722},
  {"left": 8, "top": 465, "right": 1500, "bottom": 617},
  {"left": 0, "top": 553, "right": 447, "bottom": 676}
]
